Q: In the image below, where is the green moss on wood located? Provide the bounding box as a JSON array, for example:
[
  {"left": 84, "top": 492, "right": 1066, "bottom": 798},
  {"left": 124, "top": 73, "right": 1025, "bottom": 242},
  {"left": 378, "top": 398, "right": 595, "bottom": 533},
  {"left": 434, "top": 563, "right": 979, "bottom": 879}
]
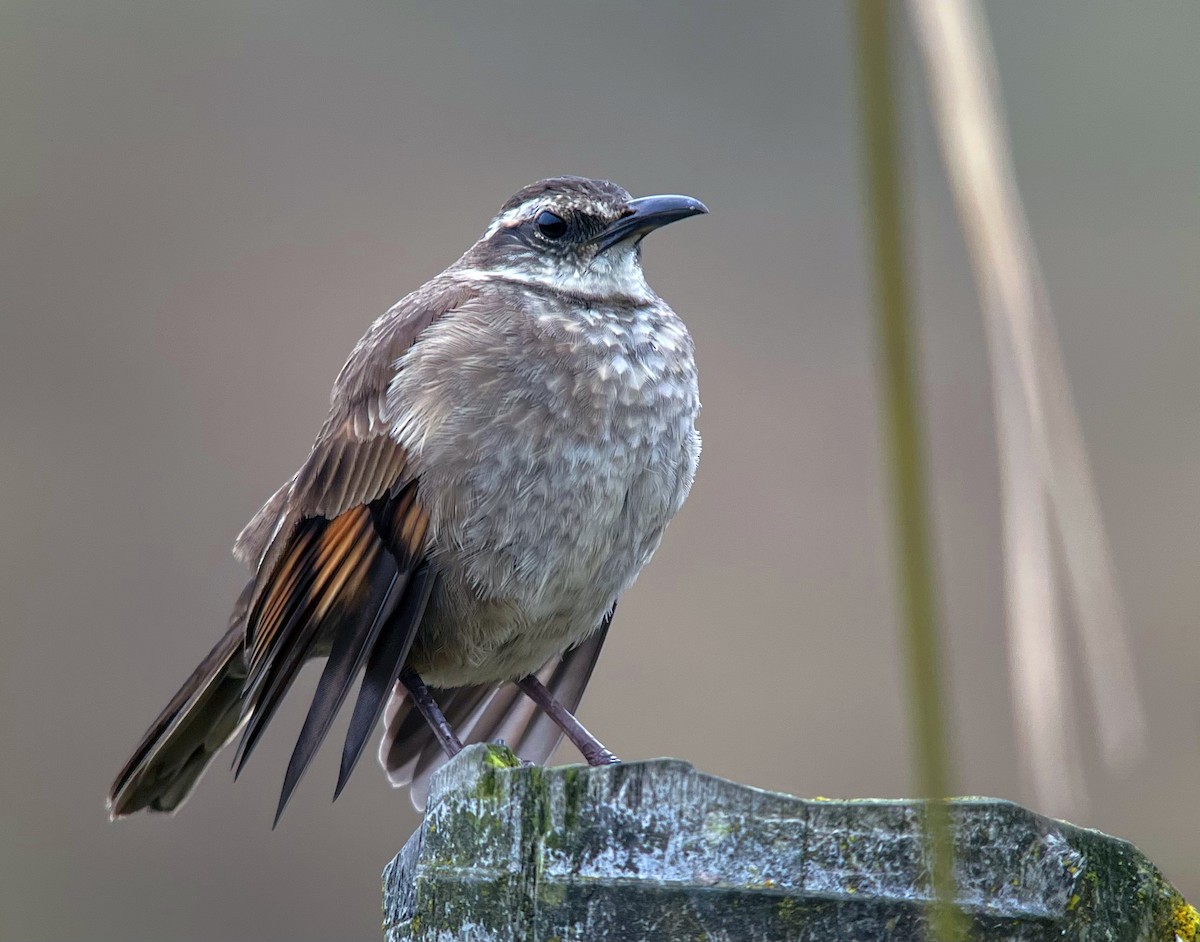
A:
[{"left": 383, "top": 745, "right": 1194, "bottom": 942}]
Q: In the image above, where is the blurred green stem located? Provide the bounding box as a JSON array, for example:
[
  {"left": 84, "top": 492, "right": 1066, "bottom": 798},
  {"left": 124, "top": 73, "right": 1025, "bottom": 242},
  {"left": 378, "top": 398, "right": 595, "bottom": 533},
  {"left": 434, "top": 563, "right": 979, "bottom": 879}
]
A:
[{"left": 853, "top": 1, "right": 960, "bottom": 937}]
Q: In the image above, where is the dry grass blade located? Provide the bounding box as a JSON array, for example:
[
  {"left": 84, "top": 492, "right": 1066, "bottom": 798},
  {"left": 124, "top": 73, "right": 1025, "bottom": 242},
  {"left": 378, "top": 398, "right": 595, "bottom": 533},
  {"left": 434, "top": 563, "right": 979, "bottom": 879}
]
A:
[
  {"left": 906, "top": 0, "right": 1145, "bottom": 814},
  {"left": 853, "top": 3, "right": 962, "bottom": 936}
]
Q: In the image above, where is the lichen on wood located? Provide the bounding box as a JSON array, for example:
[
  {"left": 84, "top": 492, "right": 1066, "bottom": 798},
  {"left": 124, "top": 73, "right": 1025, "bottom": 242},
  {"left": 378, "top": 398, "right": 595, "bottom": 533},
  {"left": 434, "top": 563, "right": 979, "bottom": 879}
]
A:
[{"left": 382, "top": 744, "right": 1194, "bottom": 941}]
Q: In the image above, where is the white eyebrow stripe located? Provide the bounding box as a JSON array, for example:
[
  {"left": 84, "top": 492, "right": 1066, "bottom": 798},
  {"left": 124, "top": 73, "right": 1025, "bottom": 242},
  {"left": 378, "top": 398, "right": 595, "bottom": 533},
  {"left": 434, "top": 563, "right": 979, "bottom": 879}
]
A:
[{"left": 481, "top": 203, "right": 535, "bottom": 240}]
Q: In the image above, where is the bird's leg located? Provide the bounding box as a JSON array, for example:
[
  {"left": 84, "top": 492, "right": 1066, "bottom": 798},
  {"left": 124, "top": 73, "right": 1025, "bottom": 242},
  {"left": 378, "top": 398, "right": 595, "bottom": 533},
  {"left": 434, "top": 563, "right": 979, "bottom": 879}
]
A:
[
  {"left": 516, "top": 674, "right": 619, "bottom": 766},
  {"left": 399, "top": 667, "right": 463, "bottom": 759}
]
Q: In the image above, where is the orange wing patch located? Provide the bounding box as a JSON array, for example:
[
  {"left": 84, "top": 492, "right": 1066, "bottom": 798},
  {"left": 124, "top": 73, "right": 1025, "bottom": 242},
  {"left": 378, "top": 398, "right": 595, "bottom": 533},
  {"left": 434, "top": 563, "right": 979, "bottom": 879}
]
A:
[
  {"left": 246, "top": 508, "right": 378, "bottom": 682},
  {"left": 232, "top": 482, "right": 433, "bottom": 798}
]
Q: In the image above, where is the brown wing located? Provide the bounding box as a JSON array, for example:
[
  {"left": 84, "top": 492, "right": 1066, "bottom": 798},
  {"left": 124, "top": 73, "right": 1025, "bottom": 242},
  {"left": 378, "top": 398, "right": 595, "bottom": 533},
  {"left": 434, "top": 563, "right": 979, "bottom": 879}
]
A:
[
  {"left": 108, "top": 280, "right": 478, "bottom": 820},
  {"left": 231, "top": 280, "right": 477, "bottom": 571},
  {"left": 227, "top": 280, "right": 477, "bottom": 821}
]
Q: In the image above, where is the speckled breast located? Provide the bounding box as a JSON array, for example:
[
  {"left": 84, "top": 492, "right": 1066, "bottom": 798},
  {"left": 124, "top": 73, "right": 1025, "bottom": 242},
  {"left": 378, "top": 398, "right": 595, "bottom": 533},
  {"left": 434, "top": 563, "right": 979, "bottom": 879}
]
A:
[{"left": 389, "top": 286, "right": 700, "bottom": 686}]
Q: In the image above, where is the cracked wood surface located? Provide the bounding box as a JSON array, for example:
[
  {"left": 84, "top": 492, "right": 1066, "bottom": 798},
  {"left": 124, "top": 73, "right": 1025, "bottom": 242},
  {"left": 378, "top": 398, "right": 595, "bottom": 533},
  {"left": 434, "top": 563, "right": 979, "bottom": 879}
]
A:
[{"left": 382, "top": 744, "right": 1195, "bottom": 942}]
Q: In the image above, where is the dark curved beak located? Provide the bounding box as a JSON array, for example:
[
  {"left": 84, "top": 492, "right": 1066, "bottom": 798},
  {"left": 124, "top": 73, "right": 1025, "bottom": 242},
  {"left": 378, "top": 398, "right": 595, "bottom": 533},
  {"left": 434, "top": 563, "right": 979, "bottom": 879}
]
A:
[{"left": 594, "top": 194, "right": 708, "bottom": 253}]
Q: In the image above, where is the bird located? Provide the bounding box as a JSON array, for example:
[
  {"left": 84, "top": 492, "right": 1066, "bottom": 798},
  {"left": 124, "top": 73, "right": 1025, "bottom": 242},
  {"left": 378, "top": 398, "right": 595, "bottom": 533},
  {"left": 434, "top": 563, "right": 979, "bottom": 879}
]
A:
[{"left": 107, "top": 175, "right": 707, "bottom": 824}]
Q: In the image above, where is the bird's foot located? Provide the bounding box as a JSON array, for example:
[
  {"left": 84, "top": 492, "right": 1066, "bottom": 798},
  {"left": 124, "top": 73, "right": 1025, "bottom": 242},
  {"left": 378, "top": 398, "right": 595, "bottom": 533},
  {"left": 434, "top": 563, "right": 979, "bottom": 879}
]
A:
[{"left": 583, "top": 745, "right": 621, "bottom": 767}]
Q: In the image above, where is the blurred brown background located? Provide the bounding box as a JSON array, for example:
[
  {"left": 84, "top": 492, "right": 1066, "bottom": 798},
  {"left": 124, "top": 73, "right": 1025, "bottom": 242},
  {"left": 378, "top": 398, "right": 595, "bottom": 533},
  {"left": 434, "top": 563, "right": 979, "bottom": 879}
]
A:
[{"left": 2, "top": 2, "right": 1197, "bottom": 939}]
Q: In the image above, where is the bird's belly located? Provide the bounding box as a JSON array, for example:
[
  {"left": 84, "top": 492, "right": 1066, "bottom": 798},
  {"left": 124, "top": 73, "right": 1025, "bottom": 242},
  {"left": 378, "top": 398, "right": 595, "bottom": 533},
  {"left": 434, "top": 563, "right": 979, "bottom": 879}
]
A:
[{"left": 409, "top": 428, "right": 692, "bottom": 687}]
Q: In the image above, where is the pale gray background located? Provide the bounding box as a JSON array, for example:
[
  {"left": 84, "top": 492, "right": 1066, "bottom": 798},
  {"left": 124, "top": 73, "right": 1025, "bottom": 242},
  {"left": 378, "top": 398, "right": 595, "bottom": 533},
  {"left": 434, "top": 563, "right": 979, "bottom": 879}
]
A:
[{"left": 2, "top": 2, "right": 1197, "bottom": 940}]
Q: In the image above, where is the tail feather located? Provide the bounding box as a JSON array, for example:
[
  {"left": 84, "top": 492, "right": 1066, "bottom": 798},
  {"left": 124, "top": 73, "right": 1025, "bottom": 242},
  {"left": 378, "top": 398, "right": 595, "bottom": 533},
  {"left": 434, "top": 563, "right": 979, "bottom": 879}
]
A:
[
  {"left": 381, "top": 682, "right": 501, "bottom": 792},
  {"left": 107, "top": 586, "right": 252, "bottom": 818},
  {"left": 333, "top": 561, "right": 435, "bottom": 802},
  {"left": 274, "top": 568, "right": 403, "bottom": 822}
]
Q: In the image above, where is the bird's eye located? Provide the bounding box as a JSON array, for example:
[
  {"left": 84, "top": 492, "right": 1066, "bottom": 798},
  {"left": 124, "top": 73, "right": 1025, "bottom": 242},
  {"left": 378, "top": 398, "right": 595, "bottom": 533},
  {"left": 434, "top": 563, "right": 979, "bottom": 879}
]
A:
[{"left": 535, "top": 210, "right": 569, "bottom": 240}]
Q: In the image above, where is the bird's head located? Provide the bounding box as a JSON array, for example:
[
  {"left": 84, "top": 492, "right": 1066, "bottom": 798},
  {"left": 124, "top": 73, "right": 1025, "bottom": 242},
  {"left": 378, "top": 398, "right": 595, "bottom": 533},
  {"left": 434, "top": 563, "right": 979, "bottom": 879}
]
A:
[{"left": 455, "top": 176, "right": 707, "bottom": 299}]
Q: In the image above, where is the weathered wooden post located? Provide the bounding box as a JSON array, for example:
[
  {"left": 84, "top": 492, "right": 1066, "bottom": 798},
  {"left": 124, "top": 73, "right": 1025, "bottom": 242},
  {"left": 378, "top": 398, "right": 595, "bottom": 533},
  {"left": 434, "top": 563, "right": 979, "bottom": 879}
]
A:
[{"left": 382, "top": 744, "right": 1195, "bottom": 941}]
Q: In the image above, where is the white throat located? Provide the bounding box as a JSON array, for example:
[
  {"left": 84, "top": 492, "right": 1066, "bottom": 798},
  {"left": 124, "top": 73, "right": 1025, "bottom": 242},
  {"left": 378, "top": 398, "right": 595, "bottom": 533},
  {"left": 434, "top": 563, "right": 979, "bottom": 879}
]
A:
[{"left": 455, "top": 248, "right": 653, "bottom": 302}]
